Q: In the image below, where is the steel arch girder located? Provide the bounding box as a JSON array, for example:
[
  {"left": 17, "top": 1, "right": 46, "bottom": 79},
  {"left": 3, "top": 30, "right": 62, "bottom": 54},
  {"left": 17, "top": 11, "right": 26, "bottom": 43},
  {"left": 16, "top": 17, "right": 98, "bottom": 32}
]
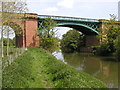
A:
[{"left": 57, "top": 22, "right": 99, "bottom": 35}]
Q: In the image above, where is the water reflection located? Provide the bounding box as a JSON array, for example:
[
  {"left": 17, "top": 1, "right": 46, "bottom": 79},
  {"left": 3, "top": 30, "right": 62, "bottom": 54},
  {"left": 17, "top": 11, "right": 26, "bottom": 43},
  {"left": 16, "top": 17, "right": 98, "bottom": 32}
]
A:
[{"left": 52, "top": 51, "right": 119, "bottom": 88}]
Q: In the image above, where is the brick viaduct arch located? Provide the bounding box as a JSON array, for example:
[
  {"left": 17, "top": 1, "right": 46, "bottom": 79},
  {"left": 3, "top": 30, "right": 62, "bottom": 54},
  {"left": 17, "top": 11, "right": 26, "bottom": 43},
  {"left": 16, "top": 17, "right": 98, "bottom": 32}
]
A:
[
  {"left": 4, "top": 22, "right": 23, "bottom": 47},
  {"left": 4, "top": 13, "right": 39, "bottom": 47}
]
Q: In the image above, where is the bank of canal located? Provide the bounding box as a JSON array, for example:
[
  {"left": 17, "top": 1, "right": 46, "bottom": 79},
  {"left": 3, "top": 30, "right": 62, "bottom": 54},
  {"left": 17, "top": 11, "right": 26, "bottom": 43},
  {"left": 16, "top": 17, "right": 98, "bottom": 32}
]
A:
[
  {"left": 52, "top": 50, "right": 119, "bottom": 88},
  {"left": 2, "top": 47, "right": 107, "bottom": 88}
]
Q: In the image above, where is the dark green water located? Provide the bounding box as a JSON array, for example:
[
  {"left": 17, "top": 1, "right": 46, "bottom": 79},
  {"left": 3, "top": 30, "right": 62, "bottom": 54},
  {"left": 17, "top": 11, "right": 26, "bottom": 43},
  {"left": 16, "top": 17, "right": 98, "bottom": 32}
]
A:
[{"left": 52, "top": 50, "right": 119, "bottom": 88}]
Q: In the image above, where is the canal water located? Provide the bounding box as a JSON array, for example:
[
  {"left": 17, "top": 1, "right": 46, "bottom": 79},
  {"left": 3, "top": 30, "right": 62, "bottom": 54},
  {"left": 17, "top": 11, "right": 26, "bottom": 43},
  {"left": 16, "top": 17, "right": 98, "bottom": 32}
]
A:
[{"left": 52, "top": 50, "right": 119, "bottom": 88}]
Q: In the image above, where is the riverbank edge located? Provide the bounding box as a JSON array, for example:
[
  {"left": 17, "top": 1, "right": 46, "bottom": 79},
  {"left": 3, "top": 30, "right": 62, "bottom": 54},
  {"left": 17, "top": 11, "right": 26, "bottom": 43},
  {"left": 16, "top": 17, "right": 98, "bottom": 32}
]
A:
[{"left": 2, "top": 47, "right": 107, "bottom": 88}]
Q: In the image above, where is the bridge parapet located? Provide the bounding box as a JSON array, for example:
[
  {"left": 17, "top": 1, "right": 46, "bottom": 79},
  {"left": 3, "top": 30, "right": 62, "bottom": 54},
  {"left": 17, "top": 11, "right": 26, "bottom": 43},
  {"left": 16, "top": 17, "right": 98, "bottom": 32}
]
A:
[{"left": 38, "top": 15, "right": 100, "bottom": 22}]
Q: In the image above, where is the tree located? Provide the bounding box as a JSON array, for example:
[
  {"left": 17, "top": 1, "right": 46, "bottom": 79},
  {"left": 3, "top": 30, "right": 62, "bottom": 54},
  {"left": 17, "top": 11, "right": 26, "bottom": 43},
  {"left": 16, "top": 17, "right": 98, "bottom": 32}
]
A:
[
  {"left": 61, "top": 29, "right": 85, "bottom": 53},
  {"left": 39, "top": 18, "right": 59, "bottom": 52},
  {"left": 39, "top": 18, "right": 57, "bottom": 38},
  {"left": 3, "top": 26, "right": 13, "bottom": 56},
  {"left": 1, "top": 1, "right": 27, "bottom": 57},
  {"left": 115, "top": 29, "right": 120, "bottom": 61},
  {"left": 96, "top": 14, "right": 119, "bottom": 56}
]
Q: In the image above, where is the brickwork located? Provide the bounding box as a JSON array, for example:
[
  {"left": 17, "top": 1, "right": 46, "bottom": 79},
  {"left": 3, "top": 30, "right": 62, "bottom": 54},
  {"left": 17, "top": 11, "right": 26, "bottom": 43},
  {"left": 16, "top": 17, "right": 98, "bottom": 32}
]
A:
[
  {"left": 3, "top": 13, "right": 25, "bottom": 47},
  {"left": 25, "top": 13, "right": 40, "bottom": 47},
  {"left": 4, "top": 13, "right": 40, "bottom": 47}
]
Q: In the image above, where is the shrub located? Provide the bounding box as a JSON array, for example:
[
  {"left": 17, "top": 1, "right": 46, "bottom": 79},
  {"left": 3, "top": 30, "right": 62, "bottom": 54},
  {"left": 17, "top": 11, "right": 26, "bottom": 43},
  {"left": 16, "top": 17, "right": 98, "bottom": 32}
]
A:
[
  {"left": 115, "top": 34, "right": 120, "bottom": 61},
  {"left": 61, "top": 30, "right": 85, "bottom": 53},
  {"left": 39, "top": 18, "right": 59, "bottom": 52},
  {"left": 40, "top": 37, "right": 59, "bottom": 52},
  {"left": 3, "top": 38, "right": 15, "bottom": 46},
  {"left": 92, "top": 43, "right": 112, "bottom": 56}
]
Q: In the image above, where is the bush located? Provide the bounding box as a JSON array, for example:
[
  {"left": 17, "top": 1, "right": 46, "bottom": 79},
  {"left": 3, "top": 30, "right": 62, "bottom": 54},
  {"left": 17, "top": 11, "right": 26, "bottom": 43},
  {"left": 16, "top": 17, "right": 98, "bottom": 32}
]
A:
[
  {"left": 92, "top": 43, "right": 112, "bottom": 56},
  {"left": 3, "top": 38, "right": 15, "bottom": 46},
  {"left": 61, "top": 30, "right": 85, "bottom": 53},
  {"left": 40, "top": 37, "right": 59, "bottom": 52},
  {"left": 96, "top": 14, "right": 119, "bottom": 57},
  {"left": 115, "top": 34, "right": 120, "bottom": 61},
  {"left": 39, "top": 18, "right": 59, "bottom": 52}
]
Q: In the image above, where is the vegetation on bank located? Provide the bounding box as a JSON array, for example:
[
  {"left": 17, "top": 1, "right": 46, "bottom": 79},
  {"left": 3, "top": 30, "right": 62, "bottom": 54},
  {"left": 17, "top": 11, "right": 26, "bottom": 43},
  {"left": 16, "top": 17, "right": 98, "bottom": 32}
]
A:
[
  {"left": 115, "top": 34, "right": 120, "bottom": 61},
  {"left": 61, "top": 29, "right": 85, "bottom": 53},
  {"left": 3, "top": 38, "right": 15, "bottom": 46},
  {"left": 3, "top": 47, "right": 107, "bottom": 88},
  {"left": 3, "top": 46, "right": 17, "bottom": 57},
  {"left": 3, "top": 47, "right": 50, "bottom": 88},
  {"left": 39, "top": 18, "right": 59, "bottom": 52},
  {"left": 92, "top": 14, "right": 120, "bottom": 61}
]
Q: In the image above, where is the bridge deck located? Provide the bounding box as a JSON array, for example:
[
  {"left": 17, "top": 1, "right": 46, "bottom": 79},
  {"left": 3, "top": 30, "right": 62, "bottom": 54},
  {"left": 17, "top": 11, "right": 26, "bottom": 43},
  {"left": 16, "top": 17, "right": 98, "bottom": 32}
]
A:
[{"left": 38, "top": 15, "right": 100, "bottom": 22}]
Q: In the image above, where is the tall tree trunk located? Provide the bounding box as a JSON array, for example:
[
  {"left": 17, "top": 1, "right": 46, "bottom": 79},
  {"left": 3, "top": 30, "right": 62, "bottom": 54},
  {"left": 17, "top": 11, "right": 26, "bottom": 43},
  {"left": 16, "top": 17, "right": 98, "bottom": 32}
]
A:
[
  {"left": 1, "top": 2, "right": 4, "bottom": 58},
  {"left": 7, "top": 27, "right": 9, "bottom": 56},
  {"left": 1, "top": 25, "right": 4, "bottom": 58}
]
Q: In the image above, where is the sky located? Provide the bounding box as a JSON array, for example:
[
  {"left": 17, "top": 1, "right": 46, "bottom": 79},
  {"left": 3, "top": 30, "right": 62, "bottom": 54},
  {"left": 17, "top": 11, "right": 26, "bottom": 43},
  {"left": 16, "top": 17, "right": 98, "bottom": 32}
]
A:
[
  {"left": 26, "top": 0, "right": 119, "bottom": 39},
  {"left": 0, "top": 0, "right": 120, "bottom": 39},
  {"left": 27, "top": 0, "right": 119, "bottom": 19}
]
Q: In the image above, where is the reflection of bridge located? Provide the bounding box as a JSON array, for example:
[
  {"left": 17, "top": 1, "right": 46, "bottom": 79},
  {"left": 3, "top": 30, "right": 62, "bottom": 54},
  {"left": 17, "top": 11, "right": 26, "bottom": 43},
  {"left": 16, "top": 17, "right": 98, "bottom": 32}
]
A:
[{"left": 4, "top": 13, "right": 108, "bottom": 47}]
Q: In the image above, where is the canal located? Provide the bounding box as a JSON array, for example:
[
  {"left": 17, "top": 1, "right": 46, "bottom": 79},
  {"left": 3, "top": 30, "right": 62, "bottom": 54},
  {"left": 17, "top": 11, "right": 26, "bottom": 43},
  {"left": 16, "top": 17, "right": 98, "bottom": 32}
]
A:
[{"left": 52, "top": 50, "right": 119, "bottom": 88}]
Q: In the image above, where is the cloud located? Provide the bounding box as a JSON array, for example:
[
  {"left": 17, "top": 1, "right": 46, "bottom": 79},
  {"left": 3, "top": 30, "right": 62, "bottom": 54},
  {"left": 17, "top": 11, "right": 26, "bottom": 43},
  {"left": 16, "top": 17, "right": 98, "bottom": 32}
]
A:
[
  {"left": 57, "top": 0, "right": 75, "bottom": 9},
  {"left": 44, "top": 7, "right": 58, "bottom": 12}
]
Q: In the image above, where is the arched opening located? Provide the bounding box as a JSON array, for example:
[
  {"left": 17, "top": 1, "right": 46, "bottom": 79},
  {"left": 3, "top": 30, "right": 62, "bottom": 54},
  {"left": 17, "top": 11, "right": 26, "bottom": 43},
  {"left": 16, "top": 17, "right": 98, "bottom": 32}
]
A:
[
  {"left": 56, "top": 23, "right": 100, "bottom": 47},
  {"left": 3, "top": 26, "right": 15, "bottom": 45},
  {"left": 54, "top": 27, "right": 72, "bottom": 39},
  {"left": 3, "top": 22, "right": 23, "bottom": 47}
]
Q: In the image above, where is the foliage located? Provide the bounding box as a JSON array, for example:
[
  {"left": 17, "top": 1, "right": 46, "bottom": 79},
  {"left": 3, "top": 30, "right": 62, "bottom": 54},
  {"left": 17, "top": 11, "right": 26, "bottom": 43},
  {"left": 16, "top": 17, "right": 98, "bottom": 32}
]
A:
[
  {"left": 40, "top": 37, "right": 59, "bottom": 52},
  {"left": 3, "top": 38, "right": 15, "bottom": 46},
  {"left": 92, "top": 43, "right": 112, "bottom": 56},
  {"left": 2, "top": 47, "right": 19, "bottom": 58},
  {"left": 3, "top": 47, "right": 107, "bottom": 88},
  {"left": 39, "top": 18, "right": 59, "bottom": 52},
  {"left": 39, "top": 18, "right": 57, "bottom": 38},
  {"left": 107, "top": 24, "right": 119, "bottom": 53},
  {"left": 96, "top": 14, "right": 119, "bottom": 56},
  {"left": 115, "top": 33, "right": 120, "bottom": 61},
  {"left": 61, "top": 30, "right": 85, "bottom": 53}
]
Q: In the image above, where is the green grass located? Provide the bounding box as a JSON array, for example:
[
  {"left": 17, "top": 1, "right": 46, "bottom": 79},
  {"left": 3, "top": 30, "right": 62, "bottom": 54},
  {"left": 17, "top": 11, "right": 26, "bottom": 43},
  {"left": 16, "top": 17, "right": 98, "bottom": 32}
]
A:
[
  {"left": 3, "top": 47, "right": 48, "bottom": 88},
  {"left": 2, "top": 47, "right": 107, "bottom": 88}
]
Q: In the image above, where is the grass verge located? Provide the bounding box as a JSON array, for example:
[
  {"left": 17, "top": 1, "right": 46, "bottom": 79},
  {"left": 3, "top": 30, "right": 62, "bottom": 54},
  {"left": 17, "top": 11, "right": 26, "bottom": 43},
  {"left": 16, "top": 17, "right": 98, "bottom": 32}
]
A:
[{"left": 3, "top": 47, "right": 107, "bottom": 88}]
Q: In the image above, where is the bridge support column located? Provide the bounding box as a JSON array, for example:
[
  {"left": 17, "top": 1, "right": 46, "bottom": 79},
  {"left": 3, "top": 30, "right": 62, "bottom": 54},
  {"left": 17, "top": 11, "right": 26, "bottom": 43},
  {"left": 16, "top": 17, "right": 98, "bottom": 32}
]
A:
[
  {"left": 25, "top": 13, "right": 40, "bottom": 47},
  {"left": 85, "top": 35, "right": 100, "bottom": 46}
]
